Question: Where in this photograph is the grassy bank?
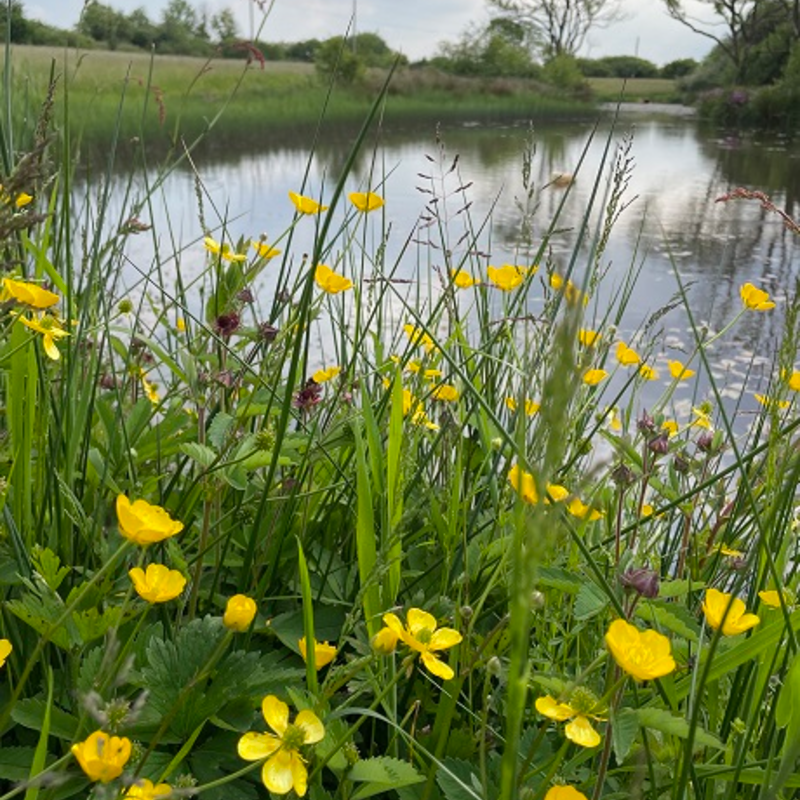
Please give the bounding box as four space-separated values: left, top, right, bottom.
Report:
588 76 681 103
6 45 594 156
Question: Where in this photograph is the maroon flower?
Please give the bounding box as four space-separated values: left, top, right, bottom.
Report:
214 312 241 337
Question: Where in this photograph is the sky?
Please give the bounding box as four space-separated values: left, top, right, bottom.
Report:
29 0 716 66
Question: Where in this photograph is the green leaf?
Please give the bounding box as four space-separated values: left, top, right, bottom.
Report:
180 442 218 469
207 412 235 450
11 698 79 741
659 580 703 598
776 651 800 731
349 757 425 800
574 580 608 620
611 707 640 762
636 707 724 749
30 547 70 592
635 601 699 643
0 747 51 781
537 566 582 594
435 757 483 800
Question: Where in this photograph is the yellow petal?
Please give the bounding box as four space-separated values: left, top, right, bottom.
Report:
295 710 325 744
290 751 309 796
262 695 289 736
407 608 437 638
564 716 601 748
262 750 295 795
420 650 455 680
429 627 463 651
535 696 575 721
238 731 281 761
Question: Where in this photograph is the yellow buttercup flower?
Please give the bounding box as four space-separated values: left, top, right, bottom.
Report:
349 191 384 212
566 497 603 521
289 191 328 215
129 564 187 603
785 370 800 392
204 236 246 263
314 264 353 294
450 269 480 288
0 184 33 208
754 393 790 410
535 695 602 748
639 364 658 381
507 464 568 505
505 397 540 415
298 636 337 669
692 407 713 429
432 384 459 402
583 368 608 386
2 277 59 309
487 264 526 291
224 594 258 631
116 495 184 546
702 588 760 636
238 695 325 796
140 373 159 405
578 328 600 347
403 323 436 353
604 619 676 681
371 626 400 655
740 282 775 311
758 589 791 608
662 420 679 437
545 787 589 800
616 342 641 366
251 240 281 260
0 638 11 668
312 365 341 383
377 608 462 680
16 313 69 360
668 359 695 381
125 779 173 799
71 730 132 783
718 545 743 558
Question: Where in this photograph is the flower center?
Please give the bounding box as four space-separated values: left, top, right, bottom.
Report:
282 723 306 751
415 627 433 645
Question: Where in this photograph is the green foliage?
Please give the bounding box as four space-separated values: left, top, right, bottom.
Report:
578 55 660 78
541 53 590 96
661 57 698 79
315 36 366 85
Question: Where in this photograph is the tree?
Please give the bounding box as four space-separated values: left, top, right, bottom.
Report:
487 0 624 57
0 0 31 42
664 0 795 81
211 8 237 44
78 1 130 48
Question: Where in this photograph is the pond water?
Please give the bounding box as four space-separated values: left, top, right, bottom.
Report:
100 104 800 428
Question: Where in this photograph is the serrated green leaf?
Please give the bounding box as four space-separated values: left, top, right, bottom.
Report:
349 757 424 800
6 594 77 650
435 757 483 800
538 566 582 594
30 547 70 592
0 747 51 781
207 412 235 450
635 601 699 643
636 707 724 749
180 442 218 468
574 580 608 620
611 707 639 762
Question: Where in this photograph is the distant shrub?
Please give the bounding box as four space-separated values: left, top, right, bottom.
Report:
315 37 365 85
661 58 698 79
542 54 591 98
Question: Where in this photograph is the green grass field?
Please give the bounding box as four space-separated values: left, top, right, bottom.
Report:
587 76 682 103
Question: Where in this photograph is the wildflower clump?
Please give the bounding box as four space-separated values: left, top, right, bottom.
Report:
238 695 325 796
71 730 132 783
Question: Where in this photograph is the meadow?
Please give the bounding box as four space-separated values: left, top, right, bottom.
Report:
5 45 594 157
0 34 799 800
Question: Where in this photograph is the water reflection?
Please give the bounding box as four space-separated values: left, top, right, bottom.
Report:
92 107 799 425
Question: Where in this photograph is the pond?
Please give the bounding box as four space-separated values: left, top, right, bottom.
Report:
99 104 800 429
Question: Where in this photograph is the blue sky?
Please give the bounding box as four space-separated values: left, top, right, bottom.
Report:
30 0 715 65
